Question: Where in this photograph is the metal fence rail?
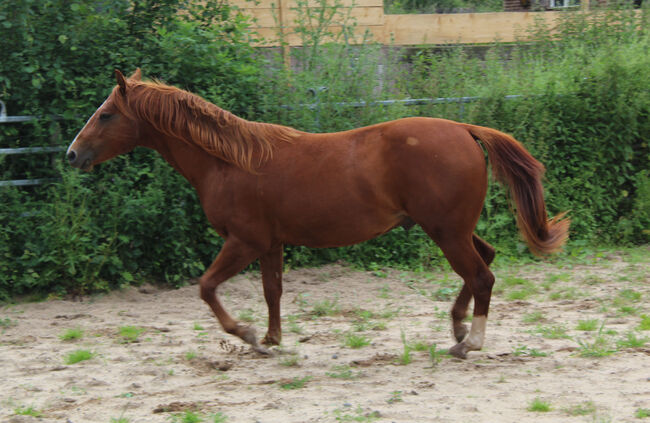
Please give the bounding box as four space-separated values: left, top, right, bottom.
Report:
1 93 527 187
0 100 66 187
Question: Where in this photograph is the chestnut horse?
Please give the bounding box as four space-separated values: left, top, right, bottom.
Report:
67 69 569 359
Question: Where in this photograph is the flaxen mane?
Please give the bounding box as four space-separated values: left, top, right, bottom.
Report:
112 80 300 172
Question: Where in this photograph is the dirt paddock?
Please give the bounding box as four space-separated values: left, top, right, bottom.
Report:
1 249 649 422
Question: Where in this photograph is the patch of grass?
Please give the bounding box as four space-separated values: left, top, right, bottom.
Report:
535 324 570 339
211 412 227 423
59 328 84 341
639 315 650 331
617 331 648 348
575 327 616 358
549 287 580 300
528 397 552 412
110 418 131 423
331 405 380 422
636 408 650 418
397 331 412 365
279 376 311 390
428 343 448 367
237 308 255 323
576 319 599 331
64 349 94 364
522 311 545 324
193 323 204 331
170 411 203 423
286 314 304 334
619 305 640 315
387 390 403 404
507 287 536 300
620 289 642 301
565 401 596 416
185 351 197 360
513 345 549 357
0 317 15 328
343 333 371 349
326 365 362 379
279 354 301 367
118 325 144 343
312 298 340 317
14 406 43 417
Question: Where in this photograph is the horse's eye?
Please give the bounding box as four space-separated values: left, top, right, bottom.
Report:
99 113 112 122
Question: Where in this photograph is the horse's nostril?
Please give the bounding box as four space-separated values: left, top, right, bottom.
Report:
67 150 77 163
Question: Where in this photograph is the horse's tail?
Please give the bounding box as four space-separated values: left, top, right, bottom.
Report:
461 123 570 256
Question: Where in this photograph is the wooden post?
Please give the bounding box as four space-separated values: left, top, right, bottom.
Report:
278 0 291 69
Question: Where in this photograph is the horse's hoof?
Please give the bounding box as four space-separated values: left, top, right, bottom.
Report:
262 333 281 346
237 325 258 346
449 342 468 359
453 323 468 343
252 344 275 356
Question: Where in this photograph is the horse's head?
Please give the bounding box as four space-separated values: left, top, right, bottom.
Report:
67 69 142 171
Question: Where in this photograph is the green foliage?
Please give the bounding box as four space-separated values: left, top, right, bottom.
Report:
64 349 94 364
0 0 260 298
528 397 552 412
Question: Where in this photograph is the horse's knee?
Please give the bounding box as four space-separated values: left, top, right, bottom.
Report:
199 282 215 303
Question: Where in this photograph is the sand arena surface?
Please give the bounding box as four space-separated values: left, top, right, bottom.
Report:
1 250 649 422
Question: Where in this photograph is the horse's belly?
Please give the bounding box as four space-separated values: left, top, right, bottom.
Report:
278 208 403 248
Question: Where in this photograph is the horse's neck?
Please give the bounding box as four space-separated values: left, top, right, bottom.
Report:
143 131 224 195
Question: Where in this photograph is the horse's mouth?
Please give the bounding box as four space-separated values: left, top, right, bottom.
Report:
81 158 94 171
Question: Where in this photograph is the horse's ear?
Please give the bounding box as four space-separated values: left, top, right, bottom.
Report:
130 68 142 81
115 69 127 95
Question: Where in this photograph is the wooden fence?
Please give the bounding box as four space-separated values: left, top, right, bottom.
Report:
229 0 568 46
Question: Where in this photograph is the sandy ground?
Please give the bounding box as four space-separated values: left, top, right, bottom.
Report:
1 249 649 423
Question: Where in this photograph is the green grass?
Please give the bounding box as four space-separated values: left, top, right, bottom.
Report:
237 308 255 323
279 376 311 390
59 328 84 341
344 333 371 349
311 298 340 317
185 351 197 360
636 408 650 418
522 311 545 324
576 319 599 331
513 345 548 357
428 343 448 367
193 323 204 331
565 401 596 416
617 331 649 349
639 315 650 331
535 324 570 339
331 405 380 422
110 418 131 423
118 325 144 343
326 365 361 379
14 406 43 417
279 354 301 367
528 397 552 412
64 349 94 364
170 411 203 423
575 332 616 358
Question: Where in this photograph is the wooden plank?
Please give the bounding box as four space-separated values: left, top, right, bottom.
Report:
384 11 561 45
244 6 383 28
231 0 383 9
254 25 384 45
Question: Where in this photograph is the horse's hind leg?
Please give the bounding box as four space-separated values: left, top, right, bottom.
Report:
451 234 496 343
426 230 495 358
260 244 283 346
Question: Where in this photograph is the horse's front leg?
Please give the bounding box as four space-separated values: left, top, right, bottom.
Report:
199 238 269 353
260 244 283 346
